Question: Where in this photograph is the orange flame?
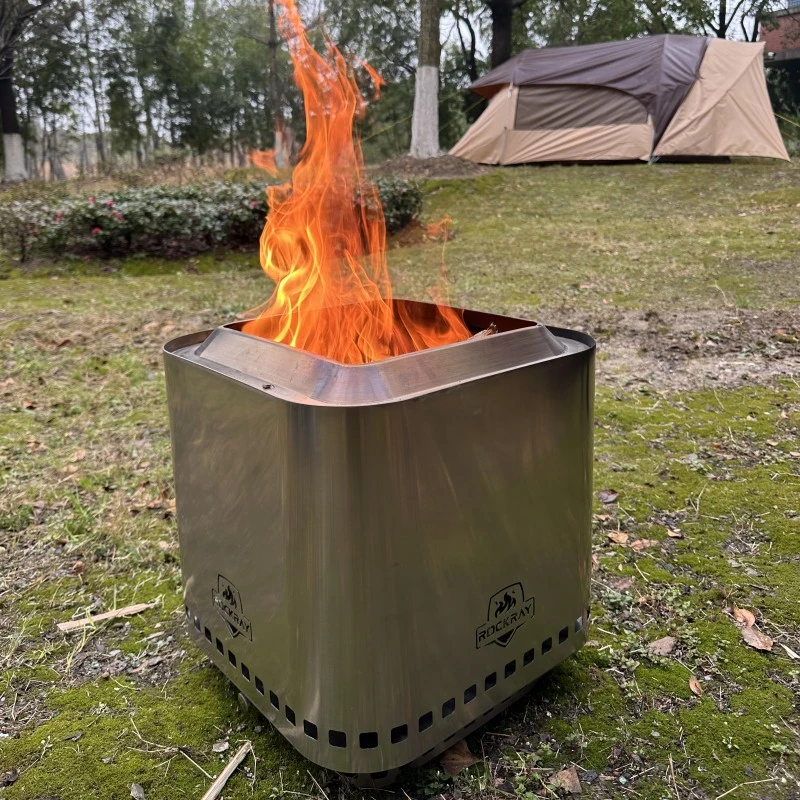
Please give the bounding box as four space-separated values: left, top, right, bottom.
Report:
250 148 278 176
241 0 469 364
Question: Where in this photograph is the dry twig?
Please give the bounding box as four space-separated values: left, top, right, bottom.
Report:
57 601 158 633
200 742 253 800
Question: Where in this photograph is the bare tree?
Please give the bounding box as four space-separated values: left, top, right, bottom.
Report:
0 0 58 181
410 0 440 158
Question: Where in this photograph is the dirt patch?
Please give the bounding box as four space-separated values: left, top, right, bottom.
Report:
551 308 800 393
371 154 494 179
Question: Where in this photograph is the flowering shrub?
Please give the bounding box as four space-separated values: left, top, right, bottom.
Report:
0 178 422 262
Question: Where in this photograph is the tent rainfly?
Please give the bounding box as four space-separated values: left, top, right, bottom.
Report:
450 36 789 164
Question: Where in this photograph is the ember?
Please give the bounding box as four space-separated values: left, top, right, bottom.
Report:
242 0 470 364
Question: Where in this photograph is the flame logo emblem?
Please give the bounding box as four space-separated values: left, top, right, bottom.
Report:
476 583 534 649
212 576 251 640
494 592 517 618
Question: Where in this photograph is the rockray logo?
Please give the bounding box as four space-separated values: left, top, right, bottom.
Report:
212 575 252 640
476 583 534 649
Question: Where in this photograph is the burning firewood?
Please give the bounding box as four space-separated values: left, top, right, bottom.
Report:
471 322 498 339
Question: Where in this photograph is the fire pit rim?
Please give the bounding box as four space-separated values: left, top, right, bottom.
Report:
163 303 594 407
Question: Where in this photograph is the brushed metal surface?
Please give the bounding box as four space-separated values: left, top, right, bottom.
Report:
164 301 595 775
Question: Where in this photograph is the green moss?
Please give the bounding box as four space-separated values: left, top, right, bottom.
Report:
0 669 310 799
2 162 799 798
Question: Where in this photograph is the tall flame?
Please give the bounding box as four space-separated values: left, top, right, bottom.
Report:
242 0 470 364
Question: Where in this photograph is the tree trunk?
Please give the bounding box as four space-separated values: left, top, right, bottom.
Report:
267 0 292 168
717 0 728 37
48 117 66 181
410 0 440 159
455 5 479 82
489 0 514 68
0 54 28 182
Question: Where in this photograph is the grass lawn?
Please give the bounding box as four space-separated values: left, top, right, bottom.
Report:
1 160 799 799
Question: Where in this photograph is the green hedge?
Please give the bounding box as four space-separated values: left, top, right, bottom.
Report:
0 177 422 262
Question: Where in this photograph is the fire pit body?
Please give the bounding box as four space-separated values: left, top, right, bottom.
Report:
164 301 595 781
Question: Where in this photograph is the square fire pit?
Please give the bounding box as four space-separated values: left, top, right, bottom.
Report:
164 300 595 781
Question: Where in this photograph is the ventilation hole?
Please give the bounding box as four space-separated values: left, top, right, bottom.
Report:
204 626 212 642
575 617 583 633
193 616 201 631
303 720 318 740
485 672 497 690
464 684 477 704
255 677 264 695
419 711 433 732
228 650 237 667
542 637 553 654
504 660 516 678
285 705 295 725
523 648 535 666
329 730 346 748
241 662 250 681
360 732 378 749
391 724 408 744
559 626 569 644
371 771 389 780
269 691 279 709
215 638 224 654
442 698 456 718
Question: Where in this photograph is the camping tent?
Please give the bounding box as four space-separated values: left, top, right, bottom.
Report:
450 36 789 164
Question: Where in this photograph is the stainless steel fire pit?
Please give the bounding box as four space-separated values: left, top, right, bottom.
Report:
163 301 595 781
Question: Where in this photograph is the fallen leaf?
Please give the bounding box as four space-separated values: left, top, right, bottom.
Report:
130 784 146 800
741 626 773 652
666 529 684 539
630 538 657 551
607 532 629 545
22 400 37 410
71 560 84 575
779 643 800 660
591 553 600 572
64 730 84 741
551 765 582 793
56 338 73 348
440 739 478 776
612 577 635 591
689 677 703 696
0 769 19 787
647 636 676 657
212 740 230 753
595 513 611 522
790 451 800 458
733 605 756 628
598 489 618 504
70 448 87 462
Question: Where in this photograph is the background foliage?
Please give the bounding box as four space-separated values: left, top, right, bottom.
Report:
2 0 796 178
0 176 422 260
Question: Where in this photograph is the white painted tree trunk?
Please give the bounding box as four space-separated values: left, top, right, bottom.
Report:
410 66 440 159
3 133 27 182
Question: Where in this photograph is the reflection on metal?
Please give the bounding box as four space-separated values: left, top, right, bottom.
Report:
164 300 595 780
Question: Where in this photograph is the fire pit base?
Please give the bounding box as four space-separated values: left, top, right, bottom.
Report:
165 302 595 778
